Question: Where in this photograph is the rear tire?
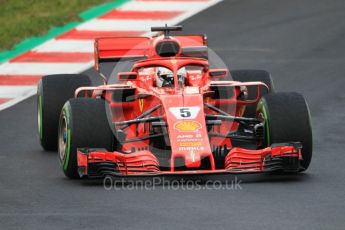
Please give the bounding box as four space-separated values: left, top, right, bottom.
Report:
231 70 274 117
58 98 115 179
256 92 313 171
37 74 91 151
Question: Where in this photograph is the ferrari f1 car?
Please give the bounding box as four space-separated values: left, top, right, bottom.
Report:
37 25 312 179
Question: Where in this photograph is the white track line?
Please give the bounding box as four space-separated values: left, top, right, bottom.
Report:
77 19 169 31
119 1 218 11
0 62 94 75
0 86 36 111
33 40 94 52
0 86 36 98
0 91 36 111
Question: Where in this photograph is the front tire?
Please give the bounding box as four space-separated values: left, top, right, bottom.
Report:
257 92 313 171
58 98 115 179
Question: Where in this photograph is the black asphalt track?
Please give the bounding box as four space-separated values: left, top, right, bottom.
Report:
1 0 345 229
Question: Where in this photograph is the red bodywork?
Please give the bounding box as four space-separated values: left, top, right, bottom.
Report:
75 33 302 177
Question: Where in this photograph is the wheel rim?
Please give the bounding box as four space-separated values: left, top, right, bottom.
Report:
58 115 68 162
257 101 270 146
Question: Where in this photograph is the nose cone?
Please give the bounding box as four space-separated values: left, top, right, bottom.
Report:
160 94 214 171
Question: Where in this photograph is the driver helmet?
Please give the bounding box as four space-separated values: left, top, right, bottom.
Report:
156 67 174 87
155 67 186 87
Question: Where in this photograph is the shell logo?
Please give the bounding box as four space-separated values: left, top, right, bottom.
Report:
174 121 201 132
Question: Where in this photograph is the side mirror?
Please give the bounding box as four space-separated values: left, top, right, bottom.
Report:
209 69 228 78
118 72 138 81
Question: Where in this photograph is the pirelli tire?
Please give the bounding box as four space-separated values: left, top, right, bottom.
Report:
58 98 115 179
230 70 275 118
37 74 91 151
256 92 313 171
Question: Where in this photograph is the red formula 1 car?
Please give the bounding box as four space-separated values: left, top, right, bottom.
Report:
37 25 312 179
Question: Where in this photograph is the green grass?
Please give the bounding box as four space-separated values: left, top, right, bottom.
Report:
0 0 113 51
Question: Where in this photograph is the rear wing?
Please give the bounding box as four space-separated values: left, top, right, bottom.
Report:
94 37 150 71
94 34 208 71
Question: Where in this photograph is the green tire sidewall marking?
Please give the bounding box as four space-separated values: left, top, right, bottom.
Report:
37 82 43 141
38 95 43 140
257 100 271 146
62 104 72 172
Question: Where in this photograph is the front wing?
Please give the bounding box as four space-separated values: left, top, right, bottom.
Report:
77 143 302 178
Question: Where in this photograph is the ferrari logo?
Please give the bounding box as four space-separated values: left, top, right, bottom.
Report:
139 98 144 112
